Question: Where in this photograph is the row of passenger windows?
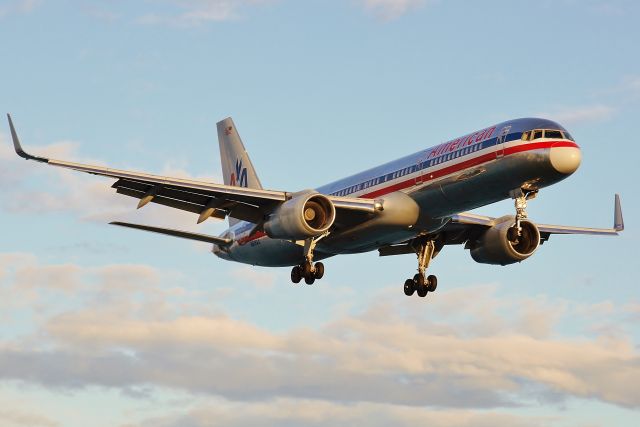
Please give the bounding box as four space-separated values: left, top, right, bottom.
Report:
332 165 416 197
332 142 485 197
429 143 481 166
522 129 574 141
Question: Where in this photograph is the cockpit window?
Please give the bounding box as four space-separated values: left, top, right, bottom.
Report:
521 129 575 142
544 130 563 139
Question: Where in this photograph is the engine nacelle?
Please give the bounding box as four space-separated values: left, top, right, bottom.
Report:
264 191 336 240
469 215 540 266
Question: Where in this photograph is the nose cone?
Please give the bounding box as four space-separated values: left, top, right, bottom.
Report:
550 143 581 174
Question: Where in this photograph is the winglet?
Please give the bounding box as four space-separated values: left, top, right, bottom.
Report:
6 114 49 162
614 194 624 231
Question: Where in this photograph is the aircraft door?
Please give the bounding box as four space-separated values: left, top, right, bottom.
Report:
415 152 428 186
495 125 511 158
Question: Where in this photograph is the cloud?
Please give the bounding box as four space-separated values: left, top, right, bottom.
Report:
0 409 58 427
0 0 41 18
538 104 616 125
0 253 639 411
138 0 275 27
360 0 430 20
127 398 550 427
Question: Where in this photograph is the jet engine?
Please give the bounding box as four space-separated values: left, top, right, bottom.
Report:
264 191 336 240
469 215 540 265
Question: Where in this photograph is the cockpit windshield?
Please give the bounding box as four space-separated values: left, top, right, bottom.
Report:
521 129 574 141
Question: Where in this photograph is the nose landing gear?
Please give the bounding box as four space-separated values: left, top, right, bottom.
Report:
403 239 439 298
508 188 538 243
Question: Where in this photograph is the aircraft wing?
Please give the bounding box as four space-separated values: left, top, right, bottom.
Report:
379 195 623 257
7 115 378 224
110 221 234 245
449 194 624 241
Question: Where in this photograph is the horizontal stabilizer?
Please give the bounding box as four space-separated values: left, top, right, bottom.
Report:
110 221 233 246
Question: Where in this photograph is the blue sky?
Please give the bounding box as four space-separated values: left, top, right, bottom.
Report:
0 0 639 426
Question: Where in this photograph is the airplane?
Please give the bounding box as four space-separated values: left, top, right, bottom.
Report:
6 114 623 298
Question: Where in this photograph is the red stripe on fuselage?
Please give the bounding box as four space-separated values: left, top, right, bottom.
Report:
362 140 578 199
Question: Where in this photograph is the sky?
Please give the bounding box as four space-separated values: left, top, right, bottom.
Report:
0 0 639 426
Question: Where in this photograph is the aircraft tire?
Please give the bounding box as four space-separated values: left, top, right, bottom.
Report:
314 262 325 279
291 266 302 284
303 262 313 279
404 279 415 296
416 285 428 298
414 273 425 288
304 275 315 285
427 275 438 292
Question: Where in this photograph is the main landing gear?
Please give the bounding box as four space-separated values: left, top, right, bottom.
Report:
403 239 438 298
290 233 328 285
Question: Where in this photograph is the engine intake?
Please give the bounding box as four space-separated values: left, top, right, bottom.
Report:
469 215 540 265
264 191 336 240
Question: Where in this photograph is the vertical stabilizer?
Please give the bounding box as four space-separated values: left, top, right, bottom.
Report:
217 117 263 226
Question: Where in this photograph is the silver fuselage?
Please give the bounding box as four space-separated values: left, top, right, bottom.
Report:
213 118 581 267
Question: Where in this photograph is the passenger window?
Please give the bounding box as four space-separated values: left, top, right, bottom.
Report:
545 130 563 139
533 130 543 140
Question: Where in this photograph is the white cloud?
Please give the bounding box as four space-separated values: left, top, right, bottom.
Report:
360 0 430 20
538 105 616 125
0 409 58 427
0 0 41 18
138 0 275 27
0 254 638 410
128 398 551 427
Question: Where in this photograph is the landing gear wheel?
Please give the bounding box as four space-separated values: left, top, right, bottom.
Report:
304 275 315 285
416 283 428 298
404 279 415 296
302 262 313 279
314 262 325 279
427 275 438 292
291 266 302 284
413 273 425 288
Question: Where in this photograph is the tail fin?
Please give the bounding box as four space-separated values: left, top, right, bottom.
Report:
216 117 263 226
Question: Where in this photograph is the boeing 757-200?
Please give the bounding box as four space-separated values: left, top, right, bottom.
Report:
6 115 623 298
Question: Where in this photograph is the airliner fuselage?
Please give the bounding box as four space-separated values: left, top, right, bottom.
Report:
215 118 581 267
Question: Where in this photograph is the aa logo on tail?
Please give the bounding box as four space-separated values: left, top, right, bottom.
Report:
230 158 248 187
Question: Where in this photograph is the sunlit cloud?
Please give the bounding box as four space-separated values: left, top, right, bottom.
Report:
360 0 431 20
537 104 616 125
0 0 42 18
138 0 275 27
0 253 638 411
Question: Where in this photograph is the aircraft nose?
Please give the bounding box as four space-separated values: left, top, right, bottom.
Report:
550 143 581 174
